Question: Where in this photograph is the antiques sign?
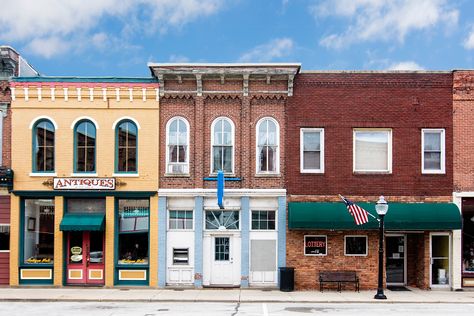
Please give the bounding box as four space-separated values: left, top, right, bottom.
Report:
53 178 115 190
304 235 327 256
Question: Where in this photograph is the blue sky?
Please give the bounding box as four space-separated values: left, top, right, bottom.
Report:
1 0 473 77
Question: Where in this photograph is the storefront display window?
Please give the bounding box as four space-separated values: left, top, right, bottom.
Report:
118 199 149 265
23 199 54 264
463 211 474 273
344 235 368 256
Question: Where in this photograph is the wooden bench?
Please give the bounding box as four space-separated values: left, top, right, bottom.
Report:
319 271 359 292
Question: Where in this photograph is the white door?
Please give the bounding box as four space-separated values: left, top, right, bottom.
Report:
430 233 451 288
211 236 234 285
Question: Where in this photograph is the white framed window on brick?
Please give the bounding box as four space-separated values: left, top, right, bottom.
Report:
300 128 324 173
256 117 279 174
344 235 368 256
168 210 193 230
251 210 276 230
304 235 327 256
353 129 392 173
422 129 445 174
211 117 234 174
166 117 190 175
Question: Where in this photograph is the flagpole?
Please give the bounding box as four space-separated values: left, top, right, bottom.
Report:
338 194 379 221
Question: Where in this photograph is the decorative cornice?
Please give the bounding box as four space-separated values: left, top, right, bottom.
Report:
158 188 286 197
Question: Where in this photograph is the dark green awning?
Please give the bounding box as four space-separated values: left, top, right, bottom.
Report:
288 202 461 230
60 213 105 231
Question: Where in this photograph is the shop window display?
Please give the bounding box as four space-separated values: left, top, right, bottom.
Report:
463 212 474 273
23 199 54 264
118 199 149 265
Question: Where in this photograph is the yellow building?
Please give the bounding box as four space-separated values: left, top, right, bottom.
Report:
10 77 159 286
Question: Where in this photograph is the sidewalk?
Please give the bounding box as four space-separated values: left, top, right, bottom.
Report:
0 287 473 303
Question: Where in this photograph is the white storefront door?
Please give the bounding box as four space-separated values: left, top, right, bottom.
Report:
211 236 234 285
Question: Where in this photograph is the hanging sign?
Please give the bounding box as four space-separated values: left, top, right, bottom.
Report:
304 235 327 255
53 177 115 190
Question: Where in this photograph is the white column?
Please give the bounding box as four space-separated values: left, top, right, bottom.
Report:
452 193 463 290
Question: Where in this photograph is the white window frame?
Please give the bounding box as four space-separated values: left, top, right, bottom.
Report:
250 209 277 231
300 128 324 173
304 235 327 257
165 116 190 175
421 129 445 174
344 235 368 257
353 129 392 173
167 209 194 231
255 117 280 174
210 117 235 175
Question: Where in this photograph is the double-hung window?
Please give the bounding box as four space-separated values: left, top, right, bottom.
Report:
300 128 324 173
169 210 193 230
166 117 189 174
116 120 138 173
33 119 55 173
211 117 234 174
256 118 279 174
74 120 96 173
422 129 445 174
354 129 392 173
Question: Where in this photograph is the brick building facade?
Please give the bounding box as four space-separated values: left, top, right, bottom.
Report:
286 72 461 290
152 64 299 287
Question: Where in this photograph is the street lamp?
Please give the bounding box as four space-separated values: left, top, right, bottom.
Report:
374 195 388 300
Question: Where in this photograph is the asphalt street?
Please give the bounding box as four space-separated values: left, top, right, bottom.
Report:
0 302 473 316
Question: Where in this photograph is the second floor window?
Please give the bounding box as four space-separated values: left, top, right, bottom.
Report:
300 128 324 173
166 117 189 174
116 120 138 173
75 120 96 173
33 119 55 172
354 129 391 173
422 129 445 174
257 118 279 173
211 117 234 173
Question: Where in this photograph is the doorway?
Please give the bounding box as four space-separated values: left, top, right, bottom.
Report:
66 231 104 285
386 235 406 285
430 233 451 288
210 236 234 285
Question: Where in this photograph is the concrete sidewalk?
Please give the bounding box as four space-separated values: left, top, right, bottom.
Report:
0 287 473 303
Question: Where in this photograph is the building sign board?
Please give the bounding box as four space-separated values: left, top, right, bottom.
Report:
54 178 115 190
304 235 327 256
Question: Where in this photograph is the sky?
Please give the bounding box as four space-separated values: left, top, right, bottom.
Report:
1 0 474 77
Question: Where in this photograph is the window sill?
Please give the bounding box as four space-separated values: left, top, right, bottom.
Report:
255 173 280 178
164 173 191 178
113 173 139 177
300 170 324 174
30 172 57 177
353 171 392 175
70 173 98 177
422 171 446 175
168 229 194 232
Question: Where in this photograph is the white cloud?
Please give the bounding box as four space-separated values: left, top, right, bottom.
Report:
464 27 474 50
238 38 294 62
0 0 224 57
169 54 190 63
312 0 459 49
388 61 425 70
24 36 71 59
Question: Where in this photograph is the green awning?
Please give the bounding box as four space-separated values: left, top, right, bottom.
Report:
60 213 105 231
288 202 461 230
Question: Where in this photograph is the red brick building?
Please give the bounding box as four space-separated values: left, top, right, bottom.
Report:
151 64 300 287
286 72 461 290
453 70 474 288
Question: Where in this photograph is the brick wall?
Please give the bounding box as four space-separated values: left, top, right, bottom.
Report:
453 70 474 191
0 195 10 285
0 80 11 167
286 72 453 197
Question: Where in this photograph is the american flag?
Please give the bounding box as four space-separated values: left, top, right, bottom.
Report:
339 195 369 225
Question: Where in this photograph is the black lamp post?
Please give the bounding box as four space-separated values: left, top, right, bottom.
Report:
374 195 388 300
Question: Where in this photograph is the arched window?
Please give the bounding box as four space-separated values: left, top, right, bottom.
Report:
116 120 138 173
211 117 234 173
74 120 96 172
256 117 279 173
166 117 189 174
33 119 55 172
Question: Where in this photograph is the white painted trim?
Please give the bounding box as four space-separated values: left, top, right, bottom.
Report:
50 88 55 101
344 235 368 257
111 117 141 130
165 116 190 174
353 129 392 173
70 116 100 129
256 117 280 175
77 88 82 101
29 172 57 177
0 250 10 253
11 87 15 100
453 192 474 198
422 129 445 174
89 88 94 101
210 117 235 175
300 128 324 173
148 62 301 67
37 88 42 101
29 116 58 130
158 188 286 197
68 269 83 280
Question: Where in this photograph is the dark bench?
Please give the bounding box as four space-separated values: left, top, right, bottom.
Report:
319 271 359 292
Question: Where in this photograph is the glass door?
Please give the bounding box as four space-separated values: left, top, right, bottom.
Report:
430 233 451 287
386 235 406 285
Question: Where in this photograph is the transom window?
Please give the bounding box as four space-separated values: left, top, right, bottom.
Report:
205 210 239 230
300 128 324 173
257 118 279 173
74 120 96 172
354 129 392 173
33 119 55 172
422 129 445 174
251 210 276 230
166 117 189 174
169 210 193 230
116 120 137 173
211 117 234 173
